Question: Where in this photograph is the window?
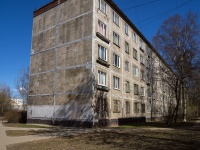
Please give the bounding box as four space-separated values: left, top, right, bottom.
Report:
125 61 129 72
113 76 120 90
125 81 130 93
140 55 145 64
134 103 139 113
133 66 138 76
113 11 119 26
141 70 145 80
141 104 145 113
134 84 139 95
98 0 106 14
98 70 107 86
126 101 130 113
146 57 150 68
113 32 120 46
98 20 106 37
133 32 137 42
133 48 138 60
125 42 129 53
113 100 121 113
125 23 128 35
141 87 145 96
98 45 107 61
113 53 120 68
140 39 144 51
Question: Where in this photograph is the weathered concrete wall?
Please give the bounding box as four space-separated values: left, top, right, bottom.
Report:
28 0 94 125
94 0 147 122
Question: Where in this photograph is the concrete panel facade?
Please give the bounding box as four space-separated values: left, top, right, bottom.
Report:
28 0 172 127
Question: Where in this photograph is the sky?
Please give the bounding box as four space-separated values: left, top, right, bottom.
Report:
0 0 199 97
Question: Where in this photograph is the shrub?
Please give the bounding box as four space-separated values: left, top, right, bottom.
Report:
4 111 21 123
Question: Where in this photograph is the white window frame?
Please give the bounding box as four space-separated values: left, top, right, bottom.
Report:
133 66 138 76
98 20 106 37
113 11 119 26
133 32 137 43
98 45 107 61
113 76 120 90
113 32 120 46
98 0 106 14
98 70 107 86
125 23 128 35
113 53 120 68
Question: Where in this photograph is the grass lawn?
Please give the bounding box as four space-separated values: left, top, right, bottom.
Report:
7 127 200 150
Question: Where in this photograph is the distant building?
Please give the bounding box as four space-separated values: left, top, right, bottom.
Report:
11 99 23 110
28 0 172 127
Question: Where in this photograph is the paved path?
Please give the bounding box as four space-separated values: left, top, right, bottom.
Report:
0 122 54 150
0 121 95 150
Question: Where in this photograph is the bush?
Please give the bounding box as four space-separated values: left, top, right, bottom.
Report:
4 110 27 123
4 110 21 123
187 105 198 120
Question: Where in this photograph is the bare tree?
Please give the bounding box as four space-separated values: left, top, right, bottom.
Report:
0 83 12 115
15 67 29 110
153 12 200 125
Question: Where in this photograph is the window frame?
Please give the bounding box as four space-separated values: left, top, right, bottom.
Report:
134 84 139 95
98 45 107 61
125 41 129 54
98 20 107 37
140 55 145 64
98 0 107 14
125 23 128 35
113 11 119 26
113 76 120 90
113 100 121 113
134 102 139 113
133 66 138 76
133 48 138 60
125 61 129 72
141 104 145 113
113 53 120 68
98 70 107 86
126 101 130 113
133 32 137 43
141 87 145 96
113 32 120 46
125 81 130 93
141 70 145 81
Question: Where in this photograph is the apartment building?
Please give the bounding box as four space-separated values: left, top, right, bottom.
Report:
28 0 171 127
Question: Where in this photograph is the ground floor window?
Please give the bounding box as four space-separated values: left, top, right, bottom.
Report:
113 100 121 113
141 104 145 113
134 102 139 113
126 101 130 113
